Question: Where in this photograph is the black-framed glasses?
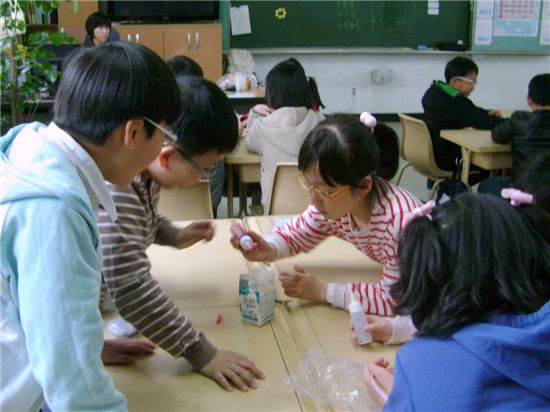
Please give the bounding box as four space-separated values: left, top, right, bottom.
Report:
144 117 215 179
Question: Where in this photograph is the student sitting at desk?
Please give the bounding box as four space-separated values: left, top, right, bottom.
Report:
365 193 550 410
422 56 505 173
233 114 422 344
478 73 550 195
97 76 264 392
245 57 325 210
0 43 180 412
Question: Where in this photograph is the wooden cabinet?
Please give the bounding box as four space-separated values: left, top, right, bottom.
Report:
164 24 222 82
57 1 98 43
115 26 164 57
113 23 222 82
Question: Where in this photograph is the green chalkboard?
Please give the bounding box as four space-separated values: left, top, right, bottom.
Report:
230 1 471 49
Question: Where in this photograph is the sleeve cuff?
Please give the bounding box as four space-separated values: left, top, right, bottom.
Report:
183 333 218 370
386 315 416 345
327 283 347 309
264 233 290 260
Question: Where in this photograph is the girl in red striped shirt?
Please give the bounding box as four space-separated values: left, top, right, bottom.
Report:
232 113 422 344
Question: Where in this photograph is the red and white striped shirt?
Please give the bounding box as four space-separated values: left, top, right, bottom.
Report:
265 180 422 316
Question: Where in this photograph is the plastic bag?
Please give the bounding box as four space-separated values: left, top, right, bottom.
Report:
227 48 255 74
286 347 380 412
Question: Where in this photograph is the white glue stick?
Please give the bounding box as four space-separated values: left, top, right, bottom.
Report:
231 223 254 251
348 292 372 345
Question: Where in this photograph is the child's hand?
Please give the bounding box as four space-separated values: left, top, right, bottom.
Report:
199 350 265 392
349 315 393 344
251 104 273 117
176 221 214 249
279 265 327 303
101 338 156 365
230 230 278 262
488 109 502 117
364 357 394 406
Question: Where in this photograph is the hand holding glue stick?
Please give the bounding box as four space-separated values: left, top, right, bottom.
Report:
230 223 255 251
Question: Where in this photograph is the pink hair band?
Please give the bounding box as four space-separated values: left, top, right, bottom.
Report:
402 200 436 228
360 111 377 133
501 188 533 207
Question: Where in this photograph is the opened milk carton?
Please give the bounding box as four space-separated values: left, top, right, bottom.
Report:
239 267 275 326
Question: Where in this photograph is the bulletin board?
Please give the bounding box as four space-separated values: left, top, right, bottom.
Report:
228 1 471 49
472 0 550 52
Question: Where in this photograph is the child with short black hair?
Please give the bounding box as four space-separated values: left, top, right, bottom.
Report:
97 76 264 392
0 42 180 411
366 193 550 409
83 11 120 47
166 55 204 78
422 56 505 172
478 73 550 195
245 57 325 209
233 114 422 341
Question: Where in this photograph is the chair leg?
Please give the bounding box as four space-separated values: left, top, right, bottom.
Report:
395 163 412 185
429 178 445 199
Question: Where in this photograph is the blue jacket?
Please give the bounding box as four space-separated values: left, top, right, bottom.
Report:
385 301 550 411
0 123 126 411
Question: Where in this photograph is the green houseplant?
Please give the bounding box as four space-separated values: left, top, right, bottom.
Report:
0 0 76 132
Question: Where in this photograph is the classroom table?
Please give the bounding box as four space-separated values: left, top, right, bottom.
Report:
225 139 260 218
440 128 512 184
103 219 324 411
103 218 388 411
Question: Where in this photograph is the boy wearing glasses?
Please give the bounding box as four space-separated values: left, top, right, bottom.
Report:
1 43 180 411
422 56 505 172
96 76 264 392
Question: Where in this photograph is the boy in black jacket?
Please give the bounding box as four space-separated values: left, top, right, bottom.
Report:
478 73 550 195
422 56 505 171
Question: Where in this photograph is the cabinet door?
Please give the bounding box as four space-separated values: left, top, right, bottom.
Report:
133 28 164 57
58 0 98 43
164 24 222 82
112 25 164 58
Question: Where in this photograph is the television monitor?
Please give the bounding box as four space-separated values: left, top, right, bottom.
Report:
100 1 220 23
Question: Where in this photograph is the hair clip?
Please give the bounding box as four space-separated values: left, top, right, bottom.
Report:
402 200 436 228
360 111 377 133
501 188 534 207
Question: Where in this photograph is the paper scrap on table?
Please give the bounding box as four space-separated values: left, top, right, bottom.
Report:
230 5 252 36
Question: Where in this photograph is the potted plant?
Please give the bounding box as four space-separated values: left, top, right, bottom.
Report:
1 0 76 132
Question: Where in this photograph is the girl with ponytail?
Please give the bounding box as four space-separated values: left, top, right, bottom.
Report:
232 113 422 344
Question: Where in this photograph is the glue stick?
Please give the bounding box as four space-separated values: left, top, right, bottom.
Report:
348 292 372 345
231 223 254 251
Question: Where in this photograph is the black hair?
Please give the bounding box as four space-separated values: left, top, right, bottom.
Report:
528 73 550 106
444 56 479 83
85 12 111 39
170 76 238 156
166 55 204 79
514 150 550 243
393 192 550 338
308 76 325 109
53 42 180 145
298 114 399 188
265 58 316 110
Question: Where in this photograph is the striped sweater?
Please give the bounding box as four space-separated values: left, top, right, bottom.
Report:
96 174 216 370
265 180 422 316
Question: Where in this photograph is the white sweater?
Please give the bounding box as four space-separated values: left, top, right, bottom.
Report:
245 106 325 208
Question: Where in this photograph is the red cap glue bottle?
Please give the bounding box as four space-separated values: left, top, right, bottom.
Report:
231 223 255 251
348 292 372 345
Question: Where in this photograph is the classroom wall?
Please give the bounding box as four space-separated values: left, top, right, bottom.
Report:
250 52 549 114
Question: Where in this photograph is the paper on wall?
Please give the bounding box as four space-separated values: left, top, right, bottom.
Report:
230 5 252 36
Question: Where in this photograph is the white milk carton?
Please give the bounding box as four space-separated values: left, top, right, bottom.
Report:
239 267 275 326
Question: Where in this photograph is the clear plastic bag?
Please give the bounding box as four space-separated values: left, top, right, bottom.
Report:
286 347 380 412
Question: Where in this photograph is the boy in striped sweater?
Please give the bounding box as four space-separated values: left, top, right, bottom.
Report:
97 76 264 392
232 114 422 345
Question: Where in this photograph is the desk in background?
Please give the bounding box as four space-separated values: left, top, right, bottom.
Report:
440 129 512 184
226 88 266 114
225 139 261 218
